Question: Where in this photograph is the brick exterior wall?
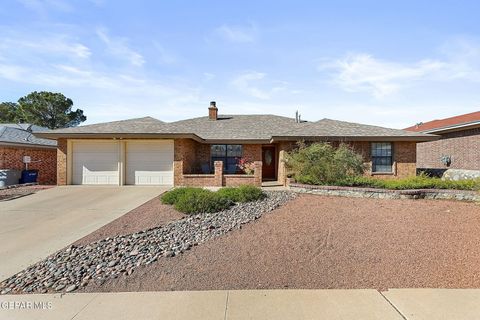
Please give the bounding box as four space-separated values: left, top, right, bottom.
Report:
277 141 295 185
57 139 67 185
277 140 417 183
0 146 57 184
223 175 255 186
393 141 417 178
243 144 262 162
416 128 480 170
54 137 418 187
338 141 416 178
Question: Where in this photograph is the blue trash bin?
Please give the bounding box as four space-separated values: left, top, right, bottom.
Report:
20 170 38 184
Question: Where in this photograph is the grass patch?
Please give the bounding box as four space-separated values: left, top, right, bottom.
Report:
161 186 265 214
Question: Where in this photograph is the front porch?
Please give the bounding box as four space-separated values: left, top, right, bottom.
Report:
175 160 263 187
172 139 293 187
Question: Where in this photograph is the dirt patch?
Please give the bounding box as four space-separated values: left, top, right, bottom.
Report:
81 194 480 292
74 197 185 246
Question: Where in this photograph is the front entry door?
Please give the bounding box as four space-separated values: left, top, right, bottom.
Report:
262 146 276 180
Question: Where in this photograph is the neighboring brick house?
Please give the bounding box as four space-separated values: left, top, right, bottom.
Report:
36 102 437 187
0 124 57 185
404 111 480 171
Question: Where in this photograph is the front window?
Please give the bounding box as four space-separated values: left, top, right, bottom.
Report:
371 142 393 173
211 145 242 174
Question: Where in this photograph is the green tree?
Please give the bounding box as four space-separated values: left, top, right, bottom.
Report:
16 91 86 129
0 102 20 123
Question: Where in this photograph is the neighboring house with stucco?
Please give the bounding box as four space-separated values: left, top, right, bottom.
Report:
404 111 480 172
35 102 437 187
0 124 57 185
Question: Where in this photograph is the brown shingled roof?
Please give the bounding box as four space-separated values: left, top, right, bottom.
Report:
404 111 480 133
36 114 437 142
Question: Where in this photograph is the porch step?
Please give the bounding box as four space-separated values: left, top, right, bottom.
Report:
261 181 283 187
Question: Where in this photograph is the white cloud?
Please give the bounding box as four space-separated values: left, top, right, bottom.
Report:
231 71 270 99
203 72 215 81
0 64 27 81
17 0 73 16
152 42 178 65
322 39 480 99
0 35 91 59
230 72 289 100
321 53 445 98
214 24 257 43
438 37 480 81
96 28 145 66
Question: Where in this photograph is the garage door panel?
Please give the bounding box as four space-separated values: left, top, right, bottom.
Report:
72 141 119 185
126 141 173 186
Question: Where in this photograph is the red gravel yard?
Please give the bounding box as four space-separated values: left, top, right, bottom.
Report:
83 194 480 292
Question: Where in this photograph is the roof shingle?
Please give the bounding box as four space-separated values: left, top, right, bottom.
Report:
35 114 437 142
404 111 480 132
0 124 56 147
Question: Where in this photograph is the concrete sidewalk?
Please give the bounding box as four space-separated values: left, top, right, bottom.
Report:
1 289 478 320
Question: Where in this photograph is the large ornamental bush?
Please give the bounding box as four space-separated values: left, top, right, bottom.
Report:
286 142 366 185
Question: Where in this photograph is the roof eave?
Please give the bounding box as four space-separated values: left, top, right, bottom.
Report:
202 138 271 144
34 132 204 142
270 135 440 142
0 141 57 149
420 121 480 134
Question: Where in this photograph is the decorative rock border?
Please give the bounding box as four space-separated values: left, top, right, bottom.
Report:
0 191 296 295
289 183 480 202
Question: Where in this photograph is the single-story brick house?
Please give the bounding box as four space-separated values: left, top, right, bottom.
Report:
0 123 57 185
404 111 480 171
36 102 437 187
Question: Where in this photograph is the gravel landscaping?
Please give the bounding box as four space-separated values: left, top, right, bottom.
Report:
0 191 295 295
79 194 480 292
0 185 52 201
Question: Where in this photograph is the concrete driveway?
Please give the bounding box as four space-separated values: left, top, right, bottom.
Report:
0 186 168 281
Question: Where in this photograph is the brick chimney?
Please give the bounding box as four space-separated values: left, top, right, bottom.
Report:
208 101 218 120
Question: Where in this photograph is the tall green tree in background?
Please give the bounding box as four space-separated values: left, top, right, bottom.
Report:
0 102 19 122
0 91 87 129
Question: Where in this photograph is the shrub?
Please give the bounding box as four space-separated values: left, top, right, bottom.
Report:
286 142 366 185
338 174 480 191
174 190 232 214
161 186 265 214
217 185 265 203
160 187 204 205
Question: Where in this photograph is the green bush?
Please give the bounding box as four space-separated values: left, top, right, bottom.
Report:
160 187 204 205
161 186 265 214
217 185 265 203
174 189 232 214
337 174 480 191
286 142 366 185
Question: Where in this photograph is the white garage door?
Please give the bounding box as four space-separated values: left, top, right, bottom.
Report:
126 140 174 185
72 141 120 185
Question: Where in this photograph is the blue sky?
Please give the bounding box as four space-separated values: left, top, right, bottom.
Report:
1 0 480 128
